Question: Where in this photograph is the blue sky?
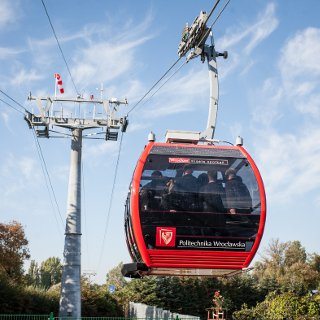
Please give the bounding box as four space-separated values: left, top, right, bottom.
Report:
1 0 320 283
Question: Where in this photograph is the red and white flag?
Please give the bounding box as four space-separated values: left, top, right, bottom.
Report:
54 73 64 94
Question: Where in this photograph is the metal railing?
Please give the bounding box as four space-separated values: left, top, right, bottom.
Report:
0 315 50 320
0 317 199 320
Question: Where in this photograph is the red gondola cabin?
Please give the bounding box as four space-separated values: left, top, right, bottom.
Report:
122 141 266 277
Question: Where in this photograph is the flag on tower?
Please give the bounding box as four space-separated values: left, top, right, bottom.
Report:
54 73 64 94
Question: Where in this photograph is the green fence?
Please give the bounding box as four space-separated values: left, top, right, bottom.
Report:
0 315 50 320
0 317 195 320
0 317 196 320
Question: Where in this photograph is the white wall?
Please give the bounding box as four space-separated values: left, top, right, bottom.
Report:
128 302 200 320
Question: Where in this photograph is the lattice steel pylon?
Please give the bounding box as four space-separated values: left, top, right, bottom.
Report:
25 94 128 319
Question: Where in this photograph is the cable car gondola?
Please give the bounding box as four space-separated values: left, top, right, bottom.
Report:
122 11 266 277
122 137 266 278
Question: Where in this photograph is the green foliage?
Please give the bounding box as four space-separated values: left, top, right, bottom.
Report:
26 260 40 287
253 239 320 295
308 253 320 273
113 240 320 319
105 262 127 290
39 257 62 289
231 303 256 320
123 276 160 306
26 257 62 289
284 241 307 266
280 262 319 294
82 278 124 316
233 292 320 320
155 277 206 315
1 220 319 319
218 273 265 313
0 272 59 314
0 272 123 315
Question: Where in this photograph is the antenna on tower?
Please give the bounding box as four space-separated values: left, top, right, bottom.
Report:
100 83 104 100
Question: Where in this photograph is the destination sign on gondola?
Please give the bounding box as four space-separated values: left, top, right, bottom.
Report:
169 157 228 165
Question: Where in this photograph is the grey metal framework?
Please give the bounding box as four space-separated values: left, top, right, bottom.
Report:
25 95 128 319
176 11 228 142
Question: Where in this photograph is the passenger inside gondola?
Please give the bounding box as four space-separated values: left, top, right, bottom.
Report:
199 170 226 214
138 154 261 247
174 165 198 192
197 172 209 189
140 170 167 210
225 168 252 214
161 165 200 212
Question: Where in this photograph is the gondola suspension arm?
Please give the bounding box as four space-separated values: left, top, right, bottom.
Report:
174 11 228 143
186 31 227 140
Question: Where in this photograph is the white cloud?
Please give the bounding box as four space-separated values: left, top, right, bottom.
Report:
250 77 284 128
71 14 154 89
250 27 320 130
296 93 320 117
0 47 24 59
10 68 45 86
244 3 278 54
218 53 240 79
22 11 154 97
228 122 243 140
1 155 37 180
84 139 119 160
255 127 320 204
279 28 320 118
0 110 16 134
1 111 10 126
72 36 151 88
141 67 208 119
218 3 278 54
249 27 320 205
126 122 150 133
216 3 278 77
53 165 69 182
0 0 15 28
0 154 42 198
280 28 320 81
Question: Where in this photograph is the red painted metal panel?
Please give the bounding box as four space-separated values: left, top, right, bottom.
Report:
129 142 266 271
131 142 154 266
238 146 266 267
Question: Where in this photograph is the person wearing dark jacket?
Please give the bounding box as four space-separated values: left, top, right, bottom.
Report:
199 170 226 213
174 165 198 192
225 168 252 214
161 165 198 211
140 170 166 210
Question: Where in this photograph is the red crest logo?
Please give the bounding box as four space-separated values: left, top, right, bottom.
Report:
156 227 176 247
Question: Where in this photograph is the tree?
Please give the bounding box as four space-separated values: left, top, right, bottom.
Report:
105 262 127 291
252 239 320 295
26 257 62 289
0 271 59 314
280 262 319 294
123 276 160 306
284 241 307 267
308 253 320 273
39 257 62 288
233 291 320 320
82 277 123 316
0 220 30 280
26 260 40 286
